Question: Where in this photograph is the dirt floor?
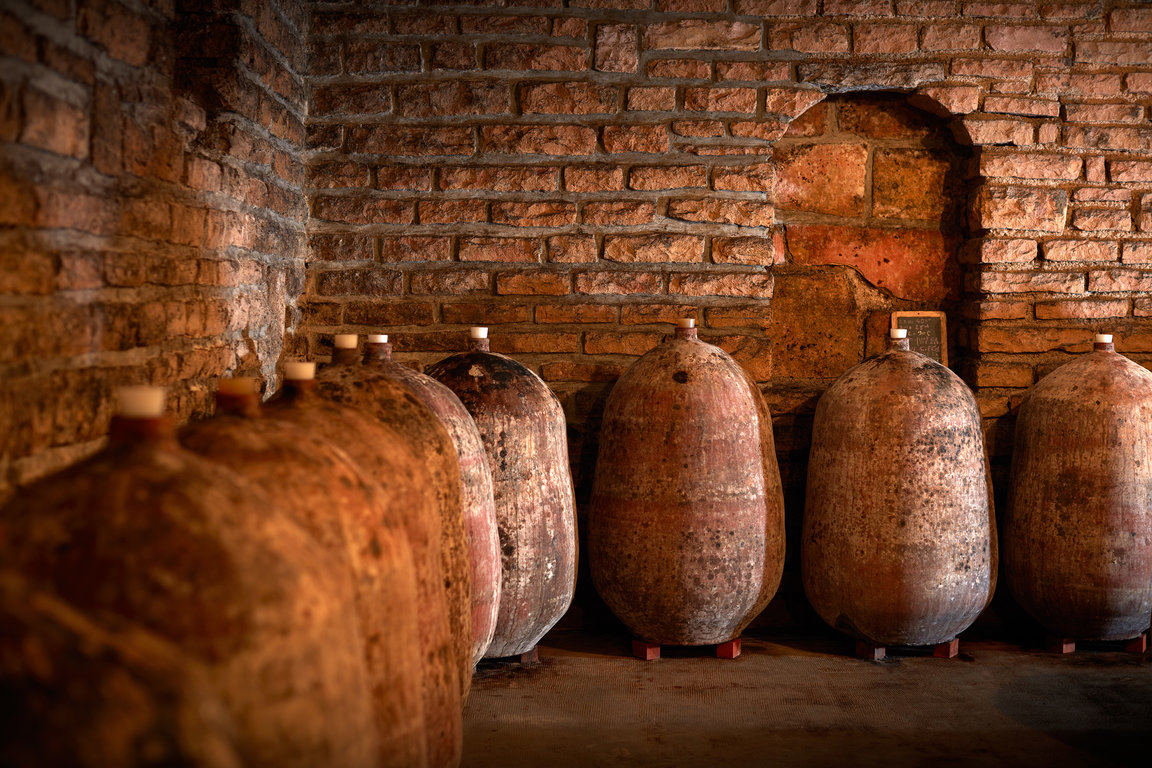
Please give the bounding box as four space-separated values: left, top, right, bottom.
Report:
462 623 1151 768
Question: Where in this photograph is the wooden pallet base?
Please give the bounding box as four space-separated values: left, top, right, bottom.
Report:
855 638 960 660
632 638 741 660
1046 631 1148 655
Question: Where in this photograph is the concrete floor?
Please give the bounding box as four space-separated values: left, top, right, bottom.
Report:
463 626 1151 767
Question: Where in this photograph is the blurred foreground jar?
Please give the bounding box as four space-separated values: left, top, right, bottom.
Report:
265 363 462 768
1006 334 1152 643
589 319 786 646
181 377 427 768
317 334 472 691
360 334 501 666
427 328 577 659
803 330 996 649
0 387 379 768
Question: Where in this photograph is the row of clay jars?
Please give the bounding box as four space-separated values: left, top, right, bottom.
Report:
0 388 384 768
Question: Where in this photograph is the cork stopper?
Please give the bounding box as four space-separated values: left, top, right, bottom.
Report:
888 327 911 351
216 377 260 417
675 317 698 339
1094 333 1114 352
283 361 316 381
469 326 490 352
217 377 257 396
334 334 358 349
116 386 166 419
368 334 388 344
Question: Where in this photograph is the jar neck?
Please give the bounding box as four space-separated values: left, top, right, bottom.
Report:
108 416 176 446
675 327 698 340
365 342 393 363
469 338 490 352
888 338 911 351
215 392 260 418
331 348 360 366
1094 342 1115 352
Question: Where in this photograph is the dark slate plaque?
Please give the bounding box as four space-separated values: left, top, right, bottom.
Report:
892 311 948 366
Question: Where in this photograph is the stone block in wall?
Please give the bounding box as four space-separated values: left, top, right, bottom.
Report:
973 186 1068 232
774 145 867 215
1043 240 1119 262
1034 300 1129 320
495 271 571 296
440 165 555 192
602 125 669 154
1088 268 1152 293
973 326 1093 354
968 270 1084 294
458 236 540 263
873 149 955 221
712 237 774 265
765 271 860 380
1070 209 1131 232
980 152 1082 180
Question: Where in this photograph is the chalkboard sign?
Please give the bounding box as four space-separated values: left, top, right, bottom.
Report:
891 311 948 366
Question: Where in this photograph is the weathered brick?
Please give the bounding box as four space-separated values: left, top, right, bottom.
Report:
684 87 757 113
348 126 473 157
668 272 773 298
1043 240 1118 262
627 87 676 111
986 24 1067 52
983 96 1060 118
459 236 540 262
666 199 774 228
547 235 597 263
410 269 490 294
971 362 1035 388
21 88 88 159
774 22 850 53
1036 72 1123 98
481 125 596 155
520 82 617 115
629 165 707 190
583 200 655 226
493 332 582 355
312 85 392 116
853 23 918 53
970 270 1084 293
345 300 437 327
762 87 825 118
604 234 703 263
643 19 761 50
716 61 791 82
1076 41 1151 66
345 40 422 73
775 144 867 216
971 238 1038 264
1035 299 1128 320
495 270 571 295
955 118 1034 146
1071 209 1131 232
78 0 151 66
1064 103 1145 124
535 303 618 323
618 303 697 325
575 270 662 295
713 236 774 265
595 23 637 73
583 330 663 356
485 43 586 71
1110 160 1152 184
647 58 711 79
1111 7 1152 32
1129 73 1152 94
1122 242 1152 264
980 152 1082 180
491 201 577 227
974 327 1092 354
873 149 955 221
442 301 530 325
440 165 557 192
975 186 1069 232
672 120 725 138
713 162 776 193
396 82 508 118
461 14 548 35
735 0 819 12
540 361 626 383
379 236 452 263
419 199 486 224
565 166 625 192
1064 126 1152 152
602 125 669 154
428 41 477 70
961 300 1030 320
1088 268 1152 292
315 267 402 297
951 58 1033 79
312 195 414 225
920 23 982 50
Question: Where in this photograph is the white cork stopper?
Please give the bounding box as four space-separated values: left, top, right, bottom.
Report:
218 377 257 396
890 328 908 340
368 334 388 344
470 327 488 340
283 361 316 381
117 386 166 419
677 318 696 328
334 334 358 349
1095 333 1113 344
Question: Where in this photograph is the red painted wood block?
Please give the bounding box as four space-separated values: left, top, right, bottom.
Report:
632 640 660 661
933 638 960 658
1124 633 1148 654
716 638 741 659
1047 637 1076 654
855 641 885 660
518 647 539 664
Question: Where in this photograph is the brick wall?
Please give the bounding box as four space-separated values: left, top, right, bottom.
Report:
300 1 1152 513
0 0 308 499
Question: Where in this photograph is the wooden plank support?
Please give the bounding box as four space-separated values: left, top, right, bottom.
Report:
632 640 660 661
855 641 885 660
1124 632 1148 654
933 638 960 659
517 647 539 664
1047 636 1076 654
716 638 741 659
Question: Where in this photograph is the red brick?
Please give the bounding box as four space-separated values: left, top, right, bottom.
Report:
1063 126 1152 152
974 326 1091 354
775 144 867 216
735 0 818 12
854 23 918 53
646 58 711 79
441 166 556 192
553 18 587 38
346 41 422 73
666 199 774 227
954 118 1034 146
602 125 669 154
78 0 151 66
1129 73 1152 94
595 23 637 73
627 87 675 111
873 149 955 221
1036 73 1123 98
983 96 1060 118
535 303 618 323
1076 41 1151 65
485 43 586 71
762 87 825 118
348 126 473 156
604 234 703 263
619 303 698 325
461 15 549 34
961 300 1030 320
21 88 88 159
986 24 1066 52
441 302 530 325
713 237 774 265
583 201 655 226
1074 188 1130 204
313 85 392 116
825 0 892 13
975 187 1069 232
345 300 437 327
1043 240 1118 262
672 120 725 138
788 224 960 302
1071 209 1131 232
643 19 760 50
547 235 597 263
964 3 1036 18
716 61 791 82
315 267 401 297
419 199 486 224
584 331 664 356
1088 268 1152 292
565 166 625 192
539 361 627 383
481 125 596 155
1111 7 1152 31
391 11 455 35
311 195 412 225
410 269 490 294
730 120 791 141
1065 103 1145 124
668 272 773 298
378 236 452 263
629 165 707 190
493 331 581 355
491 201 576 228
684 87 757 113
774 22 850 53
1122 243 1152 264
921 23 981 50
396 82 508 118
428 42 477 70
713 162 776 193
980 152 1082 180
496 270 571 295
575 270 662 295
1035 299 1128 320
970 270 1084 294
951 58 1033 79
459 236 540 262
970 362 1035 388
1110 161 1152 183
520 82 617 115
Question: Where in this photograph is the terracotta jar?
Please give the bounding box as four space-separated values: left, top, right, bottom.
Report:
316 334 472 695
0 570 240 768
0 387 380 768
360 334 501 665
589 319 786 645
427 327 577 659
181 377 427 768
1006 334 1152 642
802 331 996 647
264 364 462 768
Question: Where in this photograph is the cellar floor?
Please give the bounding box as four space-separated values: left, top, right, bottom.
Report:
463 622 1150 767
